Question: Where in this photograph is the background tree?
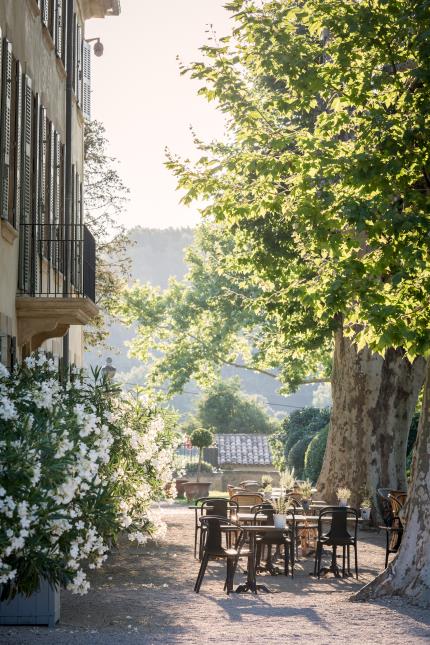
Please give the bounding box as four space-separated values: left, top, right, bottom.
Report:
189 427 214 482
271 408 330 478
163 0 426 511
84 120 131 349
183 378 280 436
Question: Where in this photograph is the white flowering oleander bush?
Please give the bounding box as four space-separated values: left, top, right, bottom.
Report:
0 356 179 600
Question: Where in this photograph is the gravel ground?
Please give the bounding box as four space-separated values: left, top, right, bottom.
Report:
1 505 430 645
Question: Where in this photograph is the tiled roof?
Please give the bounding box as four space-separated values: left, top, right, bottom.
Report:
216 434 273 466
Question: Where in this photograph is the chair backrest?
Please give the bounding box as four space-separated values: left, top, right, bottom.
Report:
388 492 407 518
243 483 261 493
318 506 358 542
251 503 275 525
288 496 302 509
201 498 229 518
377 488 393 526
199 516 242 555
230 493 264 508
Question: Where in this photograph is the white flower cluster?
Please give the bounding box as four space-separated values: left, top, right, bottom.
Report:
0 358 178 598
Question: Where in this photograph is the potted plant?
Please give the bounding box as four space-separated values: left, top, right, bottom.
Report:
360 497 372 520
337 487 352 507
279 467 295 493
172 456 189 497
272 496 291 528
299 480 313 512
261 475 273 500
182 428 213 500
261 475 273 490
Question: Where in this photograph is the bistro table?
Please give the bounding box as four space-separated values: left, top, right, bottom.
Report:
231 525 288 594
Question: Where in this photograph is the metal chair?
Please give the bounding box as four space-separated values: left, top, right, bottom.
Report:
193 497 239 559
194 516 247 594
253 504 294 577
314 507 359 579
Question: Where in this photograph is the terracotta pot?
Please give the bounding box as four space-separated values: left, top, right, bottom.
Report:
175 478 189 497
183 481 211 501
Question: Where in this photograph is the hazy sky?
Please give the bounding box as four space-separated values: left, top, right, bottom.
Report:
87 1 232 230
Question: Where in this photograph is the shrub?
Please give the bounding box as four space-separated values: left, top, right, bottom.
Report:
303 425 329 483
0 356 179 600
272 407 330 473
184 460 214 475
286 436 311 479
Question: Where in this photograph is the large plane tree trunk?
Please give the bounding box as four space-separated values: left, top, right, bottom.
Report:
354 358 430 607
317 329 426 513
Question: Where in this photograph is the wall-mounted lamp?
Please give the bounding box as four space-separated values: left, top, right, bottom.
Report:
86 37 104 57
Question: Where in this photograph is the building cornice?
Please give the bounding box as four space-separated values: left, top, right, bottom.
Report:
79 0 121 20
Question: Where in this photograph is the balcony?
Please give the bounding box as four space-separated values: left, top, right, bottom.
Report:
16 223 98 352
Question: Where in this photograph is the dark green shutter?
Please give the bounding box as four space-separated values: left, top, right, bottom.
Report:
76 23 82 107
55 0 63 59
0 38 12 221
18 74 33 295
32 94 41 295
42 0 49 28
13 61 22 229
82 40 91 120
39 106 47 260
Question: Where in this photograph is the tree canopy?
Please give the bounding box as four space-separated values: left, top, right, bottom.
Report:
184 378 280 435
84 120 131 349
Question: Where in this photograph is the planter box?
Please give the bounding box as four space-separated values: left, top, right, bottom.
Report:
0 580 59 627
183 481 211 501
175 478 189 497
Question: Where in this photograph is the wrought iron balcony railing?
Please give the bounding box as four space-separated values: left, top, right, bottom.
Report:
18 223 96 302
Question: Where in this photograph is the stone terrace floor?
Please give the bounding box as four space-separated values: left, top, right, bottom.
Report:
1 504 430 645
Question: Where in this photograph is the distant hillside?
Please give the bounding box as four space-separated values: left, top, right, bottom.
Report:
86 226 321 416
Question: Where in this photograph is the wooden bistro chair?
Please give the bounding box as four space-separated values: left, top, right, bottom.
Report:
377 489 406 568
314 507 359 579
230 492 264 510
194 516 248 594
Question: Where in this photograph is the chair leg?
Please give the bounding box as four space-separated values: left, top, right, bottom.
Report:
347 543 351 575
342 546 346 577
226 557 235 594
284 541 289 576
194 526 199 559
194 553 209 593
385 531 389 569
354 542 358 580
315 543 322 580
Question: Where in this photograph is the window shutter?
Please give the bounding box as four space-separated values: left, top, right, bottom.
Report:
61 0 67 68
76 23 82 107
52 129 61 270
50 0 57 48
55 0 63 59
32 94 41 295
13 60 22 230
82 40 91 121
0 38 12 221
70 165 75 287
47 121 55 263
18 74 33 295
39 106 47 260
42 0 49 28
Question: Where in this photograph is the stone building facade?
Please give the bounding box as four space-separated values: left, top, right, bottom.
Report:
0 0 120 368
